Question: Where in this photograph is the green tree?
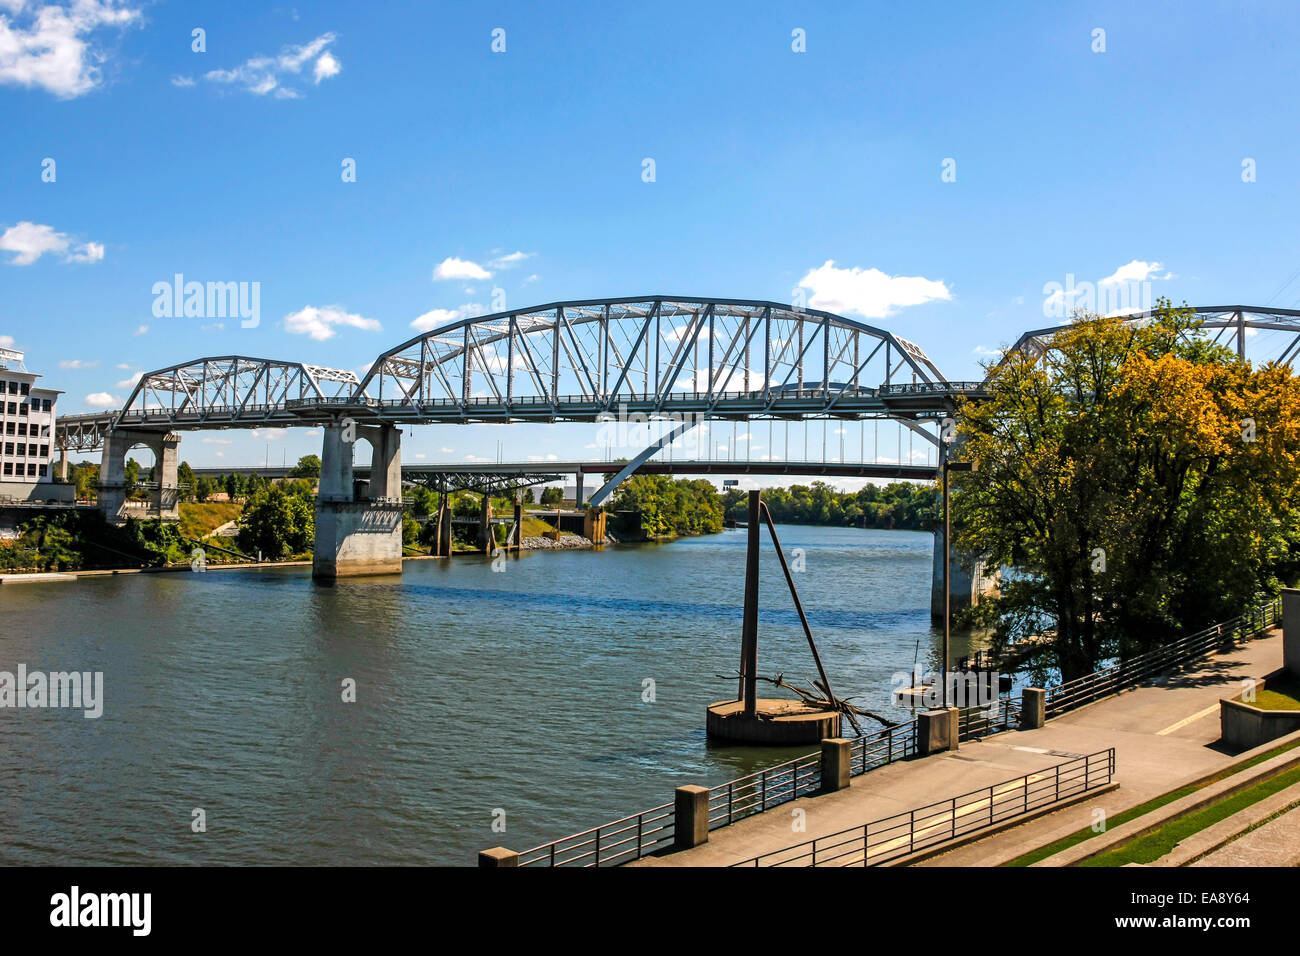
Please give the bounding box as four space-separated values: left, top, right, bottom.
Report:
177 461 196 500
951 302 1300 680
540 486 565 506
237 485 314 559
290 454 322 479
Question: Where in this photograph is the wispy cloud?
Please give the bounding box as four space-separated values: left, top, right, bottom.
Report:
489 250 534 270
59 358 97 369
200 32 340 98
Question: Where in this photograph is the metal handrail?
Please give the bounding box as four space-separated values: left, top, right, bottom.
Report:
732 748 1115 867
1044 598 1281 716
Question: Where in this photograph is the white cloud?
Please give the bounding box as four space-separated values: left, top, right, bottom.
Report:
170 75 195 87
0 221 103 265
464 454 490 462
284 304 381 341
133 324 148 336
489 250 534 269
313 50 339 83
202 32 340 98
83 391 119 408
796 260 951 319
433 256 491 281
59 358 97 369
972 345 1004 358
439 446 454 453
201 437 232 445
0 0 142 99
115 371 142 389
410 307 462 332
1099 259 1163 286
251 428 288 440
0 335 14 348
523 273 539 284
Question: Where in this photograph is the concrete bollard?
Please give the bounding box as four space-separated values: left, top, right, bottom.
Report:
917 707 960 755
1021 687 1047 729
674 785 710 849
1284 589 1300 678
478 846 519 867
820 738 852 792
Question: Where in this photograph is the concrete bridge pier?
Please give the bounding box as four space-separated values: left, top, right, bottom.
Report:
929 438 998 623
97 429 181 521
511 499 522 551
434 492 452 557
312 421 404 580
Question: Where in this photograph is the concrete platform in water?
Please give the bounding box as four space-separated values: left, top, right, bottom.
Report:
706 697 841 745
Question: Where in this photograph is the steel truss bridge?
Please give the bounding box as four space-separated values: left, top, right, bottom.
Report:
56 300 1300 466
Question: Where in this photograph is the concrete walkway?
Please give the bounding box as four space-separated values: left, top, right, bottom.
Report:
631 629 1283 867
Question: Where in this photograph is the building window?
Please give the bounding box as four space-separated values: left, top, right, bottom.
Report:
42 399 51 412
27 444 36 457
38 464 47 477
6 382 14 394
40 444 48 457
19 383 28 396
4 423 11 435
3 442 11 455
2 463 10 476
26 463 35 477
18 403 26 416
17 423 26 436
5 403 13 414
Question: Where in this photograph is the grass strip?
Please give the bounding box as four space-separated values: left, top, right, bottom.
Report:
1081 763 1300 867
1002 734 1300 866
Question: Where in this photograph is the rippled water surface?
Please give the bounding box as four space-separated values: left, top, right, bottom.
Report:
0 524 988 865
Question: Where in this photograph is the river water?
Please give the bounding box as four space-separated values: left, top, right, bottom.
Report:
0 524 988 865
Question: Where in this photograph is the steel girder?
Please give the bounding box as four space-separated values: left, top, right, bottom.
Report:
1000 306 1300 369
355 296 950 420
401 469 563 497
117 355 361 426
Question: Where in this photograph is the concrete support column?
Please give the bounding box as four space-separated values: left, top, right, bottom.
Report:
674 785 710 849
359 424 401 500
477 847 519 867
574 471 584 506
512 499 522 551
97 429 133 519
917 707 960 756
58 445 68 483
151 432 180 520
318 422 354 503
820 737 852 792
478 495 494 554
1020 688 1047 729
1283 589 1300 678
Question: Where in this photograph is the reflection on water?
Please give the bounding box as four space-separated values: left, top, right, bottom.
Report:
0 524 985 865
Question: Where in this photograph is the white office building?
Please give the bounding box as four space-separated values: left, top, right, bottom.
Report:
0 344 64 501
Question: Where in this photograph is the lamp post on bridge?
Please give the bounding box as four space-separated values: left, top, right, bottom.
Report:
942 455 977 709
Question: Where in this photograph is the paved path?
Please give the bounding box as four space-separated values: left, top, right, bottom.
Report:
1190 802 1300 867
631 629 1283 867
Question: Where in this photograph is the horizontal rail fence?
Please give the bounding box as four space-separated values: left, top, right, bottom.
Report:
519 718 917 867
1045 598 1282 718
733 748 1116 867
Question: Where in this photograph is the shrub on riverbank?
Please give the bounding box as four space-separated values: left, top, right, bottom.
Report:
0 511 187 571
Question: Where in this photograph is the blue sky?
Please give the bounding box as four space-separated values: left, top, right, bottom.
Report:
2 0 1298 476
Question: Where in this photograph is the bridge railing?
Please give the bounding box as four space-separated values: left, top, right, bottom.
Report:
1044 597 1282 717
730 748 1116 867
